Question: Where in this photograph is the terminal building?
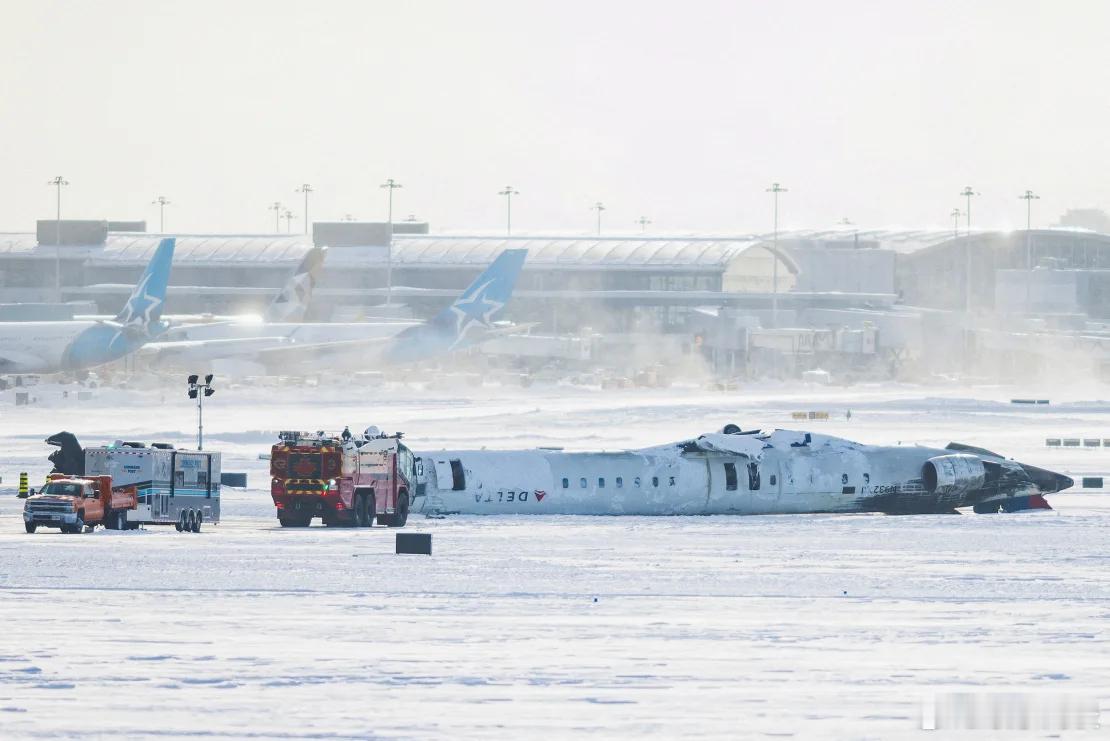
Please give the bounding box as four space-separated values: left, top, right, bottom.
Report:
1 219 1108 378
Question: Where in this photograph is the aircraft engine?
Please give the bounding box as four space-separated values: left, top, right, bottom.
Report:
921 454 986 495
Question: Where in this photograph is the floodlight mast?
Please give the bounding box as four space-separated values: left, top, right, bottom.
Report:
187 374 216 450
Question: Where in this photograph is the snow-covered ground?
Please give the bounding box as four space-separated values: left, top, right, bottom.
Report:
1 380 1108 739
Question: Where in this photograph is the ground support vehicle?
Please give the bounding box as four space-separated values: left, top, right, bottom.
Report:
84 443 221 532
269 430 416 528
34 433 221 533
23 474 137 533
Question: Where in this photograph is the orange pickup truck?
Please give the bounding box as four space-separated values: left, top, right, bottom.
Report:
23 474 138 533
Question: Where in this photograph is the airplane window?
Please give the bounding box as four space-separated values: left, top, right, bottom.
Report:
724 462 737 491
450 460 466 491
580 477 587 488
652 476 659 487
634 477 641 488
863 473 870 485
747 462 760 491
616 477 623 488
770 474 776 486
598 477 605 488
669 476 675 486
841 473 848 485
562 477 569 489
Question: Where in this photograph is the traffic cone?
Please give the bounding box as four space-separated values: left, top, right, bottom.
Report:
18 472 28 498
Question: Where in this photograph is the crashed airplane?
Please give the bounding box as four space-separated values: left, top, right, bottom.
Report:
417 426 1074 516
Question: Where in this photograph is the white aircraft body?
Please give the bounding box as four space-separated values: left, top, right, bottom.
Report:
141 248 528 372
416 426 1073 516
0 239 175 375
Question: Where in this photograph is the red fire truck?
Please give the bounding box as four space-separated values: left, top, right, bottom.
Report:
269 430 416 528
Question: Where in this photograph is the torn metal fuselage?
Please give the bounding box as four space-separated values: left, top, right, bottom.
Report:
417 428 1073 516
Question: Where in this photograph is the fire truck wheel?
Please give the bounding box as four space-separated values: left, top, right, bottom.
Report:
24 522 36 534
357 492 375 527
385 495 410 527
353 494 365 526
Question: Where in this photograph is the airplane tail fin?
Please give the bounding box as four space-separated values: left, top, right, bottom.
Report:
385 248 528 362
114 238 175 330
266 246 327 322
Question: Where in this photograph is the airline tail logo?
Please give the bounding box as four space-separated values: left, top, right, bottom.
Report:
448 279 505 348
438 249 527 348
114 238 175 333
267 246 327 322
383 248 527 364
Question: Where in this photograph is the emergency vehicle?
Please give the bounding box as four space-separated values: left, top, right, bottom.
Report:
269 429 416 528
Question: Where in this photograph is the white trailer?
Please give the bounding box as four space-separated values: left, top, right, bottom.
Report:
84 443 221 531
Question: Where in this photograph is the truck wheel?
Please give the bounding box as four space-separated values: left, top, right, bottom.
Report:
119 510 129 531
358 493 375 527
24 522 36 534
354 494 366 527
73 514 86 533
175 512 185 532
385 496 409 527
194 511 203 533
186 510 197 533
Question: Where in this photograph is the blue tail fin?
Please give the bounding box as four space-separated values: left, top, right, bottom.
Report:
385 248 528 363
114 238 175 330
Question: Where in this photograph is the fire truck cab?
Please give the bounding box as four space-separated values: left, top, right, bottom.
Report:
269 430 415 528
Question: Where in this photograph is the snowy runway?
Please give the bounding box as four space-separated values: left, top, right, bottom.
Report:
0 381 1108 739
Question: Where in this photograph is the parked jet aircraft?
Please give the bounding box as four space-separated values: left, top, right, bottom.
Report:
0 238 175 374
142 248 528 372
416 425 1073 516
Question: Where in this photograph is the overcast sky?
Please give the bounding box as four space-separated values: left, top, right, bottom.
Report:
2 0 1109 235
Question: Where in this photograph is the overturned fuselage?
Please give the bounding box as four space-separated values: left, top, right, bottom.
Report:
416 428 1073 516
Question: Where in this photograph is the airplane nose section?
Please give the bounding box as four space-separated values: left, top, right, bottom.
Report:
1020 463 1074 493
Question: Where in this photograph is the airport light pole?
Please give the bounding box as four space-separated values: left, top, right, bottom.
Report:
636 216 652 233
380 179 402 306
591 202 605 235
187 374 215 450
282 209 296 234
48 176 68 302
380 178 402 224
151 196 171 232
295 183 313 235
1020 189 1040 313
767 182 788 327
960 186 978 237
960 186 978 312
269 201 283 232
499 186 519 235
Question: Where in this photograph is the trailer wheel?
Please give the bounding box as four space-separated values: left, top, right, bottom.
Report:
24 522 36 534
194 511 203 533
175 511 185 532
